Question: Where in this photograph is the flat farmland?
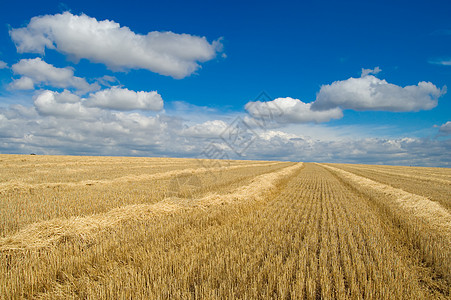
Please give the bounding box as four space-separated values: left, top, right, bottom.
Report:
0 155 450 299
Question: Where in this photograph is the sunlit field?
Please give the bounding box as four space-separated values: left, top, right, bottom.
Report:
1 154 450 299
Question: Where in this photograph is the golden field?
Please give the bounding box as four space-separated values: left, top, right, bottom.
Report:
0 154 450 299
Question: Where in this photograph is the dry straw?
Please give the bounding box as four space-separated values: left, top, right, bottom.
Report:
0 163 303 251
0 161 279 192
321 164 451 238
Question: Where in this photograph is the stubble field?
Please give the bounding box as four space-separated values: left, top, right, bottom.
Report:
0 154 450 299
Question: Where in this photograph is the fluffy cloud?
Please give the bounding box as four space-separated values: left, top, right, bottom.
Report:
0 101 175 157
0 100 450 166
84 87 163 111
245 97 343 123
11 58 99 93
181 120 228 138
33 87 164 117
313 75 445 112
0 61 8 69
10 12 223 78
245 70 444 125
9 76 34 90
33 90 98 119
439 121 451 135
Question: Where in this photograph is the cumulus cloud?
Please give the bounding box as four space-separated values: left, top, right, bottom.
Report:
245 97 343 123
11 58 99 93
0 61 8 69
10 76 34 90
33 90 98 119
10 12 223 78
181 120 228 138
33 87 164 117
244 69 444 125
84 87 163 111
439 121 451 135
258 130 299 141
313 75 445 112
0 101 174 157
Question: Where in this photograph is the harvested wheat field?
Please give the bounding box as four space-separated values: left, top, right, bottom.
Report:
0 155 450 299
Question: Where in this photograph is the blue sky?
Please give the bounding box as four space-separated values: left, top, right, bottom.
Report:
0 0 450 166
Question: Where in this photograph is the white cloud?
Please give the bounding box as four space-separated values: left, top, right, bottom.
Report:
85 87 163 111
10 12 223 78
11 58 99 93
0 99 173 157
33 87 164 118
0 61 8 69
258 130 299 141
439 121 451 135
244 70 444 125
241 132 451 167
181 120 228 138
313 75 445 112
0 100 450 166
245 97 343 123
10 76 35 90
114 112 163 130
361 66 381 77
56 89 83 103
33 90 98 119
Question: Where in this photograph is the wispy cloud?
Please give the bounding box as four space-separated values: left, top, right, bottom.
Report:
429 58 451 66
361 66 381 77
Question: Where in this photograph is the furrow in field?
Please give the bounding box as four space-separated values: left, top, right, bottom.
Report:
367 167 450 185
0 161 279 192
327 163 451 210
314 164 448 298
320 163 451 295
334 163 451 184
0 163 303 251
0 161 292 238
240 163 434 298
321 164 451 239
230 164 426 298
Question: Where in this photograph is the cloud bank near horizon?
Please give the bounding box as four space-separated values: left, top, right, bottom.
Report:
0 101 450 167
